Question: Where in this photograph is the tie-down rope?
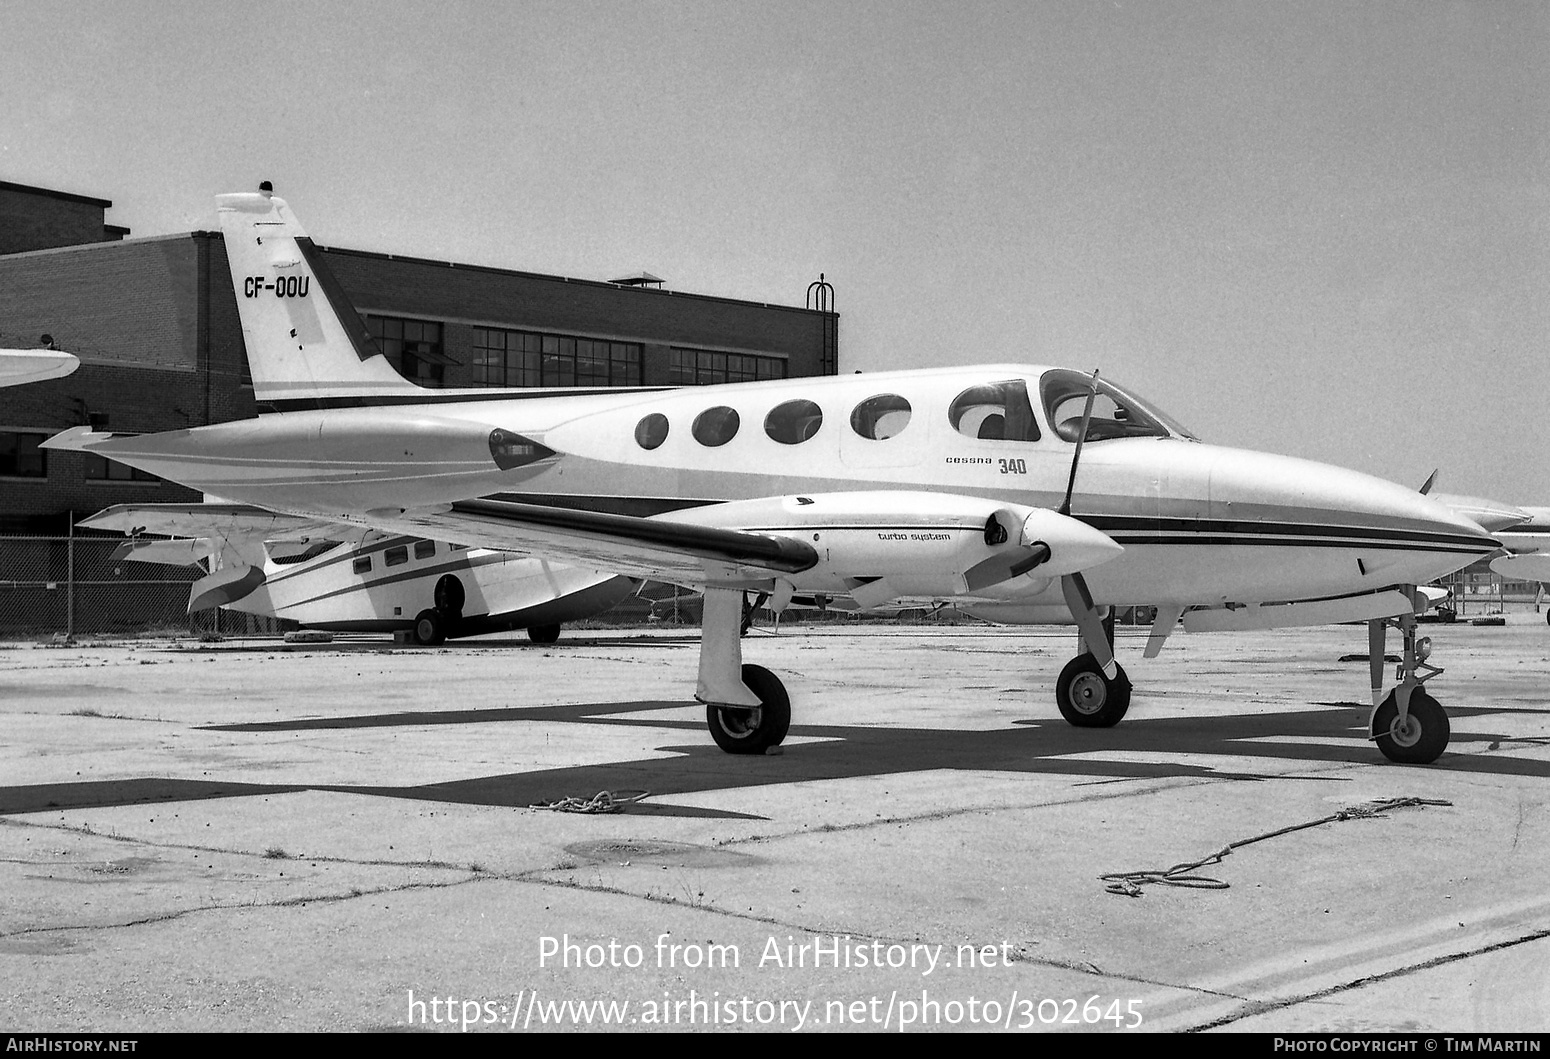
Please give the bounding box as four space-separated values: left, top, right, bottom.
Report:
1101 796 1451 897
530 790 650 814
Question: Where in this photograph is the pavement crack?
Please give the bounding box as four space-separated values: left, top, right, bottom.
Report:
1189 926 1550 1031
516 870 1246 995
0 816 479 873
0 876 490 941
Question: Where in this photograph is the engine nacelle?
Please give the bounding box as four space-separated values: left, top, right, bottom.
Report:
662 491 1121 603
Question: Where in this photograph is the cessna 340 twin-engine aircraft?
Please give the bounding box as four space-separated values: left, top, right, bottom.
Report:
46 186 1499 763
76 502 637 645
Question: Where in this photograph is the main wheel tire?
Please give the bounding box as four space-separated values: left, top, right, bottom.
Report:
412 608 446 646
706 663 791 754
1055 653 1132 728
1373 688 1449 764
526 624 561 645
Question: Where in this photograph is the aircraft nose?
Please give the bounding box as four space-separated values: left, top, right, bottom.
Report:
1207 446 1498 590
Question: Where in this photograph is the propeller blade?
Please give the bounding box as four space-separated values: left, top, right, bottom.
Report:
1059 369 1100 517
961 508 1123 591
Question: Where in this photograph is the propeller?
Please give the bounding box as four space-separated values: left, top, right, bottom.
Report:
1058 369 1100 517
960 508 1123 592
1055 371 1117 677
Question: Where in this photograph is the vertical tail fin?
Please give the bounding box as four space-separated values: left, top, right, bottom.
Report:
217 187 419 408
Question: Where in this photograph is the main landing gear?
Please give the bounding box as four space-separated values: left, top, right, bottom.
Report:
412 574 466 646
1053 573 1132 728
1368 602 1451 764
526 624 562 645
697 588 791 755
1055 653 1132 727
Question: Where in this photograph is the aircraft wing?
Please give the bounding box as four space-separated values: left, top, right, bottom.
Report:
79 503 355 568
396 498 819 586
0 348 79 388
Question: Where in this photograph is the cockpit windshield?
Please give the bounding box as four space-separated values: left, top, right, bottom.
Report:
1038 369 1199 443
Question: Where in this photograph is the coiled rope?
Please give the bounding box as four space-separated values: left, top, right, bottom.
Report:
1100 796 1451 897
529 790 650 814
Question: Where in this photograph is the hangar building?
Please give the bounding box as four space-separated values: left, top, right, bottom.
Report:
0 180 839 534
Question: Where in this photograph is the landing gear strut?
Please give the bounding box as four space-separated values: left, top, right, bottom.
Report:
1368 602 1450 764
697 587 791 754
1054 573 1132 728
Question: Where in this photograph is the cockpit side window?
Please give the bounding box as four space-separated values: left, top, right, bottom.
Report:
1038 369 1186 443
948 380 1041 442
850 394 912 440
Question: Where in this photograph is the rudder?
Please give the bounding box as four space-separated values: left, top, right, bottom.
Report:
217 186 419 408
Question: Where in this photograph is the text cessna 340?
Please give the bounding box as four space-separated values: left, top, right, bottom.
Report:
45 186 1499 763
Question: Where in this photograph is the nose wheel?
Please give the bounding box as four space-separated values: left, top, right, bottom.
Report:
1373 688 1449 764
1368 600 1451 764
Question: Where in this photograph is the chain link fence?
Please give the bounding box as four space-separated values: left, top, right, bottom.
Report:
0 534 285 640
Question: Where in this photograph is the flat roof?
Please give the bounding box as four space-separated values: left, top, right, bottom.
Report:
0 179 113 209
0 228 835 318
315 243 831 317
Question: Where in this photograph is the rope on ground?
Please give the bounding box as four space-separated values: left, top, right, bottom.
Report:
529 790 650 814
1100 796 1452 898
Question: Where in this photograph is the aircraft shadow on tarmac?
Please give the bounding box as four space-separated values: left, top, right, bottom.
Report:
5 699 1550 819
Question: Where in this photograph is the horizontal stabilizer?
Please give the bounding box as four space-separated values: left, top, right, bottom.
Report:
1492 553 1550 582
113 539 212 567
0 348 79 388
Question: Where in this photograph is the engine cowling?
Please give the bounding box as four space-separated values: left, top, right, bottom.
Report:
661 491 1121 604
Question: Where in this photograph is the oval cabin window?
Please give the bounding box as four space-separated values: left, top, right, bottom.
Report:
849 394 912 440
635 413 669 450
692 406 741 447
764 400 824 445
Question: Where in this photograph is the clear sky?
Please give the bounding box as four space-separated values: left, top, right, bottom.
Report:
5 1 1547 501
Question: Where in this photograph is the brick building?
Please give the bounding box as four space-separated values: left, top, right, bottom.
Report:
0 182 839 532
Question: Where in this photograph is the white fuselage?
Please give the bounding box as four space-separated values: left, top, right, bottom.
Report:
67 364 1496 610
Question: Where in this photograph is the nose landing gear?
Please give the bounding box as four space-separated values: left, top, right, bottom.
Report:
1368 598 1450 764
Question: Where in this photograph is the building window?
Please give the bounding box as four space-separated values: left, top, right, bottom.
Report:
0 432 47 478
366 315 448 386
667 348 787 385
472 327 641 388
84 454 159 482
